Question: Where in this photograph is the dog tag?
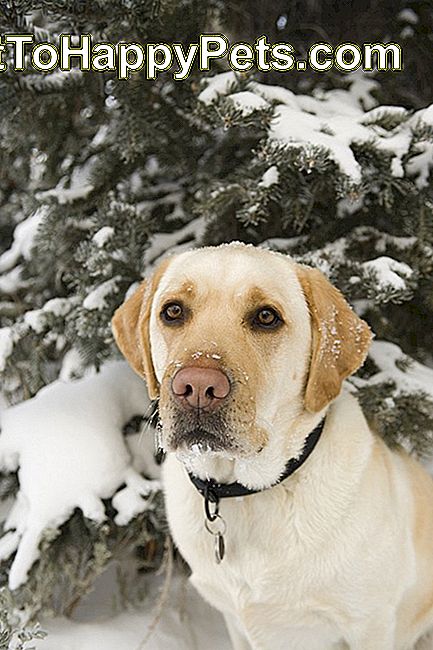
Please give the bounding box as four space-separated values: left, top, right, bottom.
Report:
205 513 227 564
215 533 225 563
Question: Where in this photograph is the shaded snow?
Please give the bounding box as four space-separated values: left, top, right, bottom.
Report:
35 571 230 650
24 298 73 333
0 361 158 590
0 208 46 273
0 327 14 372
406 141 433 188
397 8 419 24
363 105 408 123
59 348 85 381
421 104 433 126
144 216 206 266
83 277 120 310
259 166 279 187
0 266 24 294
37 156 97 205
93 226 115 248
228 90 270 116
91 124 110 148
367 341 433 398
198 71 237 104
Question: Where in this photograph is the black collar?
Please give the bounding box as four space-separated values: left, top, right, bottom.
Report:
187 417 325 505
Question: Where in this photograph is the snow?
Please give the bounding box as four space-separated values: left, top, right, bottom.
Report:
228 90 270 116
198 71 433 186
269 105 363 182
59 348 85 381
93 226 115 248
144 216 206 266
367 341 433 398
362 256 413 291
0 208 46 273
0 266 24 293
0 361 159 590
259 165 279 187
35 571 230 650
23 309 45 332
397 8 419 24
37 156 97 205
83 277 120 310
23 298 73 333
91 124 110 148
198 71 237 104
406 141 433 189
420 104 433 126
0 327 14 372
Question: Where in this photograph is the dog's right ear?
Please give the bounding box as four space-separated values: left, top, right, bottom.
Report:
111 258 170 400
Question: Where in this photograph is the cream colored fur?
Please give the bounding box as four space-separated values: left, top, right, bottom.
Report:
112 244 433 650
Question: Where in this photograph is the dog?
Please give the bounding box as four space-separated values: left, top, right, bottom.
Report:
112 243 433 650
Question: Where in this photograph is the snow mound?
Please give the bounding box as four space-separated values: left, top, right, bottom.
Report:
0 361 158 590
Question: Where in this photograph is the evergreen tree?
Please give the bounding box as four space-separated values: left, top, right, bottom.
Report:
0 0 432 629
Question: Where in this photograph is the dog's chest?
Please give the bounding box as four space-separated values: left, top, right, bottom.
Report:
162 456 348 646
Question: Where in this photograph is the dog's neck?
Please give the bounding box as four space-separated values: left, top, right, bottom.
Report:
171 392 374 500
173 404 328 491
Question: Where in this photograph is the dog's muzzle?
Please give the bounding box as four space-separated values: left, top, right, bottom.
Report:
165 406 238 453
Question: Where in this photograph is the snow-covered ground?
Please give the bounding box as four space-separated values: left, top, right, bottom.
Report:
35 568 230 650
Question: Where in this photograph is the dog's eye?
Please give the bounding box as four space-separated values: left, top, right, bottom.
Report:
161 302 184 323
252 307 282 329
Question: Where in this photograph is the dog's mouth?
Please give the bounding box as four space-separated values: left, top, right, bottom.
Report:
166 418 239 455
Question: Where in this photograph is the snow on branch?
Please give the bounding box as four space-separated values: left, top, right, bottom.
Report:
362 256 413 293
198 72 433 186
0 207 47 274
366 341 433 398
0 361 159 590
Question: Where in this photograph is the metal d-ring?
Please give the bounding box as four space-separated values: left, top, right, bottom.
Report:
203 489 227 563
204 513 227 537
204 488 220 522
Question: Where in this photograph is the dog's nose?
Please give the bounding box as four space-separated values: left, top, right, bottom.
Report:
171 367 230 410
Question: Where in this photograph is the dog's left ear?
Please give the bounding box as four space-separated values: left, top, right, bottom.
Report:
296 265 372 414
111 258 171 400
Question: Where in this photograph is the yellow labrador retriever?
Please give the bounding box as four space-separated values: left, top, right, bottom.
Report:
112 243 433 650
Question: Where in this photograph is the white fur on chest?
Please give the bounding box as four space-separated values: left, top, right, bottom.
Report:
162 395 417 649
163 455 347 648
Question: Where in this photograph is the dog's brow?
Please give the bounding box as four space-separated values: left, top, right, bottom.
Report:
245 286 279 309
160 280 196 302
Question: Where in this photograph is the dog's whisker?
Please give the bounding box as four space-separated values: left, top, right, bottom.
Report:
137 401 159 446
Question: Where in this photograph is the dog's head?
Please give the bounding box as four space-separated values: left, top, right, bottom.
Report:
112 244 371 474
